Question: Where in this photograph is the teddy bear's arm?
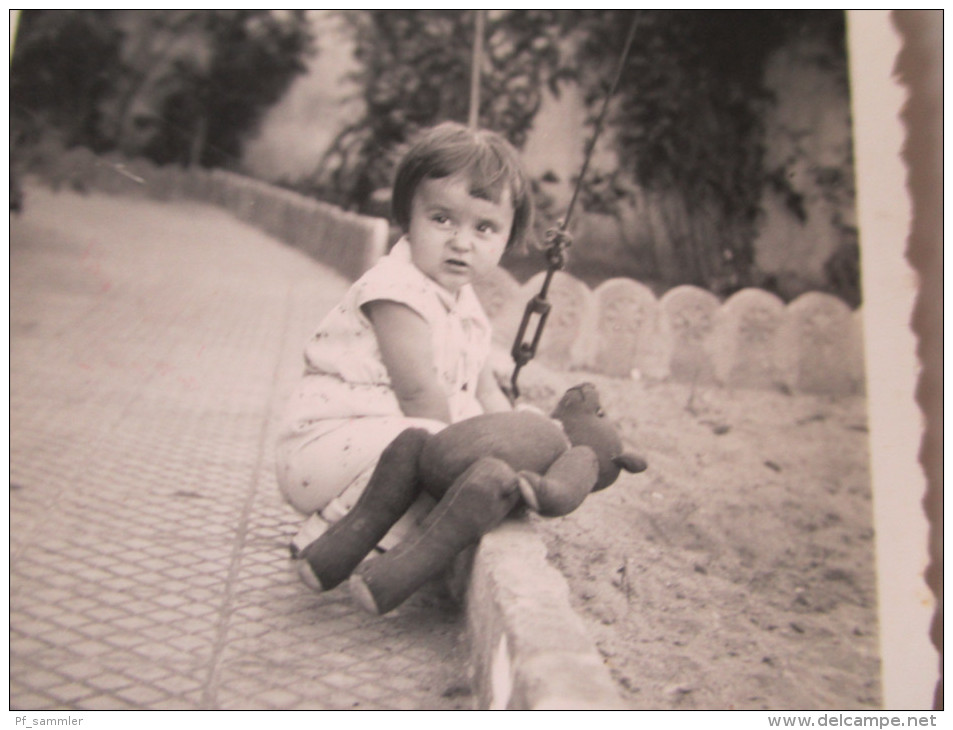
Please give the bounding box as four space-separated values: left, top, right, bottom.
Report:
517 445 599 517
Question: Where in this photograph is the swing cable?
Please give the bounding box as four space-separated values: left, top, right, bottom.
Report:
509 12 641 399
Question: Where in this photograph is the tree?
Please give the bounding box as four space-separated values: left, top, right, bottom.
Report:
11 10 124 150
11 10 315 168
146 11 316 167
570 10 850 295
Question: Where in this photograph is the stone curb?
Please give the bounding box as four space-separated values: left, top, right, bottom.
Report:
464 514 628 710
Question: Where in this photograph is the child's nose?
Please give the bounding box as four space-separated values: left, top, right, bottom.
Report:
449 229 472 250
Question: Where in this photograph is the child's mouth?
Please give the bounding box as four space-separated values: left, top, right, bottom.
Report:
444 258 469 272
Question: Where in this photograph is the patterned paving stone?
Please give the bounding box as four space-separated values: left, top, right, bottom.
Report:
11 186 474 711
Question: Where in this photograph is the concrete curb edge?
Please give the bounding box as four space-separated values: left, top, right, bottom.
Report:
464 515 628 710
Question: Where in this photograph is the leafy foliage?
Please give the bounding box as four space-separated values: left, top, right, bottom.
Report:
571 10 849 294
11 10 314 167
11 10 124 150
151 11 315 166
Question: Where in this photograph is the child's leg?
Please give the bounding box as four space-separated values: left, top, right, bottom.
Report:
276 416 444 552
289 465 437 557
298 427 432 591
277 418 408 516
349 456 522 615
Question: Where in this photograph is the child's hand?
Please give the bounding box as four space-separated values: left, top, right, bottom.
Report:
477 362 515 413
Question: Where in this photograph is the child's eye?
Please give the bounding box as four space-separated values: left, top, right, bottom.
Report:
476 221 498 234
432 214 450 225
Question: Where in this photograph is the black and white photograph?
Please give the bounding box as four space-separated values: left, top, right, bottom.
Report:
8 9 940 715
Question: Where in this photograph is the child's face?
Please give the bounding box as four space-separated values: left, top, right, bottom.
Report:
406 173 514 295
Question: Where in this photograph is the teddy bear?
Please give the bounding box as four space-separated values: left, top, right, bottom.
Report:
296 382 647 615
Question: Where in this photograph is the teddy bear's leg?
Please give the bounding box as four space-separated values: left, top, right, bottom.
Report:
516 445 599 517
349 456 521 615
298 428 431 592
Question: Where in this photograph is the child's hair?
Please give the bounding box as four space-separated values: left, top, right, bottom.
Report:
391 122 534 251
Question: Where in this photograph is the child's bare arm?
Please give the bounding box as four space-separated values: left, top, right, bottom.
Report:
476 362 513 414
363 300 452 423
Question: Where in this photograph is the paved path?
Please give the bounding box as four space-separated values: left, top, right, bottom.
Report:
10 184 473 710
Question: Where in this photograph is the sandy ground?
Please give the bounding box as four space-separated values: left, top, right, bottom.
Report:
513 365 882 710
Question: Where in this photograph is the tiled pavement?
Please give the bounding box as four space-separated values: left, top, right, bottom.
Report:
10 184 474 710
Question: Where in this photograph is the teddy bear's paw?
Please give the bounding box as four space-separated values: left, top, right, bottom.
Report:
516 471 542 512
349 573 382 615
296 559 327 593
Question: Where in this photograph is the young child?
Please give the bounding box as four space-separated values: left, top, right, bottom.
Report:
275 121 534 560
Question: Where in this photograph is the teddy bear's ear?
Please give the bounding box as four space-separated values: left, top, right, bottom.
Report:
614 453 648 474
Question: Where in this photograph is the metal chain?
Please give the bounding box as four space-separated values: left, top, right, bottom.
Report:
509 12 641 399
